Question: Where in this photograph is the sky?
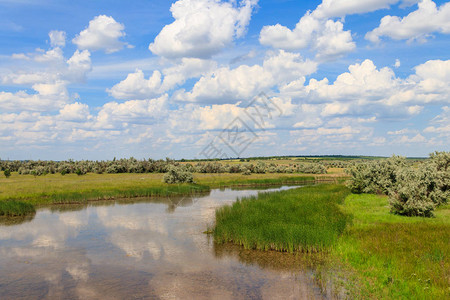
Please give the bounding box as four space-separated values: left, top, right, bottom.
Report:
0 0 449 160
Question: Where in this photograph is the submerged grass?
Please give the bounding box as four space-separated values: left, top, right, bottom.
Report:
213 184 351 252
322 194 450 299
0 200 35 216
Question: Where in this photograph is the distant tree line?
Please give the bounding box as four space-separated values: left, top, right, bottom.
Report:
0 157 329 176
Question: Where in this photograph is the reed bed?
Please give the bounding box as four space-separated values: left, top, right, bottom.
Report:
213 184 351 253
0 200 35 216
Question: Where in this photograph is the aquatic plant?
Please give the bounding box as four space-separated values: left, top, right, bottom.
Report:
214 185 351 252
0 200 35 216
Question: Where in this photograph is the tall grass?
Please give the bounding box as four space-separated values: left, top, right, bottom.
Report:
0 200 35 216
213 185 351 252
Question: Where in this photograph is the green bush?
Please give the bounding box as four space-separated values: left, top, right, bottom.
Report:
4 169 11 178
163 166 194 184
389 151 449 217
346 152 449 217
346 155 406 194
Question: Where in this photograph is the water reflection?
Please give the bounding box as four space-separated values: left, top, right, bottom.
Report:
0 186 326 299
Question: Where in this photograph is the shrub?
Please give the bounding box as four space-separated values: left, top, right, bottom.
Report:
242 169 251 175
347 152 449 217
4 169 11 178
388 166 436 217
163 166 194 184
75 168 86 176
389 151 449 217
346 156 406 194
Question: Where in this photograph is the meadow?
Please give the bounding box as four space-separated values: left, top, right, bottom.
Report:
0 171 323 215
325 193 450 299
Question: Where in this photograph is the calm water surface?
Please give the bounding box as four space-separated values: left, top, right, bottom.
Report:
0 186 329 299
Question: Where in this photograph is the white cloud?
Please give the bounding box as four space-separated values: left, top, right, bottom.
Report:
95 94 169 129
394 59 401 68
59 102 91 122
160 58 217 91
149 0 258 59
306 59 399 102
49 30 66 48
397 133 427 143
263 50 317 84
73 15 128 53
313 0 403 19
66 50 92 82
0 81 69 112
173 64 271 103
34 47 64 63
313 19 355 60
424 106 450 137
107 58 217 100
107 69 162 100
173 50 316 104
366 0 450 43
259 3 356 60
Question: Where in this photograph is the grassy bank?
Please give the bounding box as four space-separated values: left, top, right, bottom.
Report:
213 185 351 252
324 194 450 299
0 172 329 215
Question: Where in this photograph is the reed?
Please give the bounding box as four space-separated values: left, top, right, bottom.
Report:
213 184 351 253
0 200 36 216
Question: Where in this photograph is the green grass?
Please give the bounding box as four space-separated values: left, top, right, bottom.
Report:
0 172 335 216
0 200 36 216
213 184 351 252
324 194 450 299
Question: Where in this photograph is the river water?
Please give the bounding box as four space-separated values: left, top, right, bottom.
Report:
0 186 329 299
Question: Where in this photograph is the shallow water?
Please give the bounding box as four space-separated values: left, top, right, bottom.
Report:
0 186 328 299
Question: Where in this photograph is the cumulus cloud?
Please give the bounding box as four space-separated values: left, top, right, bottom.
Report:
0 81 69 112
73 15 128 53
149 0 258 59
107 70 163 100
108 58 217 100
259 2 356 60
59 102 91 122
313 0 404 19
366 0 450 43
95 94 169 129
173 50 316 104
49 30 66 48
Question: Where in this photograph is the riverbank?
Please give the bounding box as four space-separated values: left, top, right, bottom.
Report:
212 185 449 299
0 172 329 215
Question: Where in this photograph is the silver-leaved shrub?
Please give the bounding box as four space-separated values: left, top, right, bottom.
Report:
163 165 194 184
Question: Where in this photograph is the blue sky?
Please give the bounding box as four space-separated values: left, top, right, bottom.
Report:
0 0 449 160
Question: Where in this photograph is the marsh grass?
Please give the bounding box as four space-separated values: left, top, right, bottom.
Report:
213 185 351 252
0 200 35 216
324 194 450 299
